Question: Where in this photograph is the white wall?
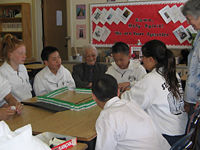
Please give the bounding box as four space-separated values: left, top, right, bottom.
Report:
1 0 173 60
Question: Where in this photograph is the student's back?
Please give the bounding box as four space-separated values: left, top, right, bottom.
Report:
92 74 170 150
122 40 188 146
96 97 170 150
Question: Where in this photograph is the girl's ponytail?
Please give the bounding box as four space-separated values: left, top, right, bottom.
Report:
164 49 180 99
142 40 181 99
1 34 24 61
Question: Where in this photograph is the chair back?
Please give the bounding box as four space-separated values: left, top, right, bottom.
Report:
187 102 200 134
170 102 200 150
170 128 195 150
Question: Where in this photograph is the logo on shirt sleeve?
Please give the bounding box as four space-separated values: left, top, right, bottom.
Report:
162 82 185 115
167 93 185 115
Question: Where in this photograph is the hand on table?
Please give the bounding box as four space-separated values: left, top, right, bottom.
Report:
4 93 23 114
15 102 23 114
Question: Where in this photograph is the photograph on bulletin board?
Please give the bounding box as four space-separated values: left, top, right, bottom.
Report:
76 4 86 19
76 24 86 39
90 0 193 48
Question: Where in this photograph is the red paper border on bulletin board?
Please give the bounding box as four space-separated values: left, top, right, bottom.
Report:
90 0 191 48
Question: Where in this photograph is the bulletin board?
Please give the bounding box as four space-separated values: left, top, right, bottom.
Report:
90 0 195 48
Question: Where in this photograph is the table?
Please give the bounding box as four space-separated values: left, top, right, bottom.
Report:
31 106 101 141
6 108 87 150
25 64 45 70
64 143 88 150
5 96 101 150
5 103 101 141
5 104 54 131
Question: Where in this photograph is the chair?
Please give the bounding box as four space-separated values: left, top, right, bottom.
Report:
170 102 200 150
187 102 200 134
25 62 43 97
170 128 195 150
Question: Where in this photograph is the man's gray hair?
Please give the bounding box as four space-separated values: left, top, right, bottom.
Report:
83 44 98 57
182 0 200 19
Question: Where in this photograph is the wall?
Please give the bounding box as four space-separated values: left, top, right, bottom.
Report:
32 0 43 61
69 0 126 47
0 0 183 61
0 0 31 3
67 0 127 57
67 0 174 58
0 0 42 61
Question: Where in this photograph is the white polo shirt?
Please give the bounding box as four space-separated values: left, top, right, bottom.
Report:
0 62 32 102
33 65 75 96
95 96 171 150
106 59 146 86
0 75 11 106
122 69 188 136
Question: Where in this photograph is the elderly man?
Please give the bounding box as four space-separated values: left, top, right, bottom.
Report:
182 0 200 112
182 1 200 149
72 44 107 88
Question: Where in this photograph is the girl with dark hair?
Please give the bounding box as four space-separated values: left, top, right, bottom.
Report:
122 40 188 146
142 40 180 99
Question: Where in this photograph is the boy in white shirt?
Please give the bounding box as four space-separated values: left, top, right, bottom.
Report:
92 74 170 150
33 46 75 96
106 42 146 92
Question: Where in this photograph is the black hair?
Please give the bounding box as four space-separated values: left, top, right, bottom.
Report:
92 74 118 102
41 46 58 61
142 40 181 99
112 42 129 55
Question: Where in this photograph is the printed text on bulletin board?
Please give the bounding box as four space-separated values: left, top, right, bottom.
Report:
90 1 195 48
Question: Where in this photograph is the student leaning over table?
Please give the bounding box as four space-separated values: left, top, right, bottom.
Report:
0 34 32 101
92 74 171 150
33 46 75 96
106 42 146 93
0 75 22 120
121 40 188 146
